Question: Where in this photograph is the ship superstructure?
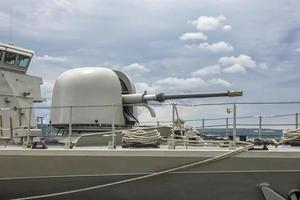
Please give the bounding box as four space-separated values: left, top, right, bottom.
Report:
0 42 43 139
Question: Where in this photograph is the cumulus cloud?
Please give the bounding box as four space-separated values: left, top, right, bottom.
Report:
192 15 226 31
191 64 221 76
123 63 150 73
218 54 257 69
207 78 232 87
217 54 268 74
222 25 232 31
258 63 268 70
135 82 157 94
154 77 207 91
41 80 54 99
135 75 232 94
222 64 247 74
35 55 68 63
135 77 208 93
197 41 234 53
192 55 264 75
179 32 207 41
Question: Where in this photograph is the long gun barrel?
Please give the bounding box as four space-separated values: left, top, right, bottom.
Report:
122 90 243 104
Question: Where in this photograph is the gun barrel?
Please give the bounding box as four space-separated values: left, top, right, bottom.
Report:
122 90 242 104
163 91 242 101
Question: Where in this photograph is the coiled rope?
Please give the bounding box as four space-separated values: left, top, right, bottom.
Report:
280 128 300 143
122 129 161 145
12 143 254 200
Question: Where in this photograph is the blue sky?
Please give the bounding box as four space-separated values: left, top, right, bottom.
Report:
0 0 299 125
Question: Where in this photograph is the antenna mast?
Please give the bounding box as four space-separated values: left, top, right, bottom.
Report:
9 8 14 45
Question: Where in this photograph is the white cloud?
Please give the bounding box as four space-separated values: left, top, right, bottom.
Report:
179 32 207 41
135 75 232 94
41 79 54 100
258 63 268 70
35 55 68 63
192 15 226 31
135 82 157 94
198 41 234 53
208 78 232 87
222 25 232 31
218 54 257 69
123 63 150 73
191 64 221 76
154 77 207 91
222 64 247 74
296 48 300 52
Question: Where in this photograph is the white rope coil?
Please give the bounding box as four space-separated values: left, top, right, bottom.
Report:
122 129 161 145
281 128 300 143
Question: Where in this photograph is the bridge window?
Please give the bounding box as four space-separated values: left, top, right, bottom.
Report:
18 55 30 68
4 52 17 65
0 51 2 61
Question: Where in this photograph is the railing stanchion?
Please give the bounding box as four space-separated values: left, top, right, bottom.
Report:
67 106 73 149
26 107 32 147
258 116 262 139
232 102 237 149
225 117 229 138
108 104 116 149
0 113 2 137
296 113 298 129
10 116 13 139
201 119 205 135
168 103 176 149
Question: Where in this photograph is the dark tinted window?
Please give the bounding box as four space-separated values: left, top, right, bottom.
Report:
18 55 30 68
0 51 2 61
4 52 17 65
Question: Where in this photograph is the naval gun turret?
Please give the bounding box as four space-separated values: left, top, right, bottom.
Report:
50 67 242 131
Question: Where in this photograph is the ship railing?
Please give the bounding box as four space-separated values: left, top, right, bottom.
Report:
0 101 299 149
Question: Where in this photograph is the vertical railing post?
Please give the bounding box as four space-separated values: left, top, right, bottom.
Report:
296 113 298 129
0 112 3 137
26 107 32 147
19 108 22 127
225 117 229 138
258 116 262 139
108 104 116 149
41 117 44 127
67 106 73 149
232 102 237 149
174 104 183 136
168 103 176 149
201 119 205 135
